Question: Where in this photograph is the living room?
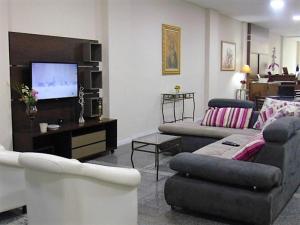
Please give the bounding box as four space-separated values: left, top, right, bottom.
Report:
0 0 300 225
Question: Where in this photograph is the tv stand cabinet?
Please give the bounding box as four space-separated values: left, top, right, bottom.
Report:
13 118 117 160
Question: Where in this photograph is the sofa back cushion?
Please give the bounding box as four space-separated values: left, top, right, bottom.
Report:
208 98 255 109
201 107 253 129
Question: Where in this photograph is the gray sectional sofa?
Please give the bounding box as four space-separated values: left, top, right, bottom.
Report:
159 99 260 152
160 99 300 225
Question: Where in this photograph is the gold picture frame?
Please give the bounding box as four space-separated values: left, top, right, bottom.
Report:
221 41 236 71
162 24 181 75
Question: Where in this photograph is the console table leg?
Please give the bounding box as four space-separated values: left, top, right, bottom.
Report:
173 97 176 123
182 97 185 121
131 142 135 168
192 94 195 121
162 98 166 124
156 146 159 181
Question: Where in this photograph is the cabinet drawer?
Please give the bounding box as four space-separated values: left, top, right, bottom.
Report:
72 130 106 148
72 141 106 159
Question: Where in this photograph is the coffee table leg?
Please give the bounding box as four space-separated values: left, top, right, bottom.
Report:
156 146 159 181
131 142 135 168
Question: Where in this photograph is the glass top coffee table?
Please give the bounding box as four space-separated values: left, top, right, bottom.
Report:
131 133 182 181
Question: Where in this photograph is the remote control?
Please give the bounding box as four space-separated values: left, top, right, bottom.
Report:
222 141 240 147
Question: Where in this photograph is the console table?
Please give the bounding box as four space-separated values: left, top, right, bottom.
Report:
236 89 249 100
13 118 117 160
161 92 195 123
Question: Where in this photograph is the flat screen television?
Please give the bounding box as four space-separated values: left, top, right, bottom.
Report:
31 62 78 100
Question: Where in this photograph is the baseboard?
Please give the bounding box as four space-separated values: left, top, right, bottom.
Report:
117 129 158 147
117 118 202 147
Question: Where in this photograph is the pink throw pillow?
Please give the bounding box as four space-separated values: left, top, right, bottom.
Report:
201 107 253 129
232 134 265 161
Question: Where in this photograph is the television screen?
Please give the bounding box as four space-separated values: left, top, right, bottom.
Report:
31 62 78 100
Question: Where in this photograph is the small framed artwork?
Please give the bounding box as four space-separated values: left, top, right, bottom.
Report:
221 41 236 71
162 24 181 75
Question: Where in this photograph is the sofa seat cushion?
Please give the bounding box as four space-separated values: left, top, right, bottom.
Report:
158 122 260 139
193 134 258 159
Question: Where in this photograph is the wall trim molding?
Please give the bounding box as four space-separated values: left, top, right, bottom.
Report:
117 117 203 147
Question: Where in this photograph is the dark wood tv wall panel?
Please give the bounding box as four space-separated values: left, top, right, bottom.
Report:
9 32 100 131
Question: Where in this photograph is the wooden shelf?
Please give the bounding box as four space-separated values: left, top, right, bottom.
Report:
83 43 102 62
83 70 102 90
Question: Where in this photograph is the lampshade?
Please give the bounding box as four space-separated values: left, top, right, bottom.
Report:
241 65 252 73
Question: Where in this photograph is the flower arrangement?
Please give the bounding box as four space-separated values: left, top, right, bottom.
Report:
174 85 181 93
14 84 38 106
240 80 246 89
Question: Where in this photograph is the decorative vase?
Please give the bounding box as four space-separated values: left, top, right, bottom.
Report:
26 105 38 120
241 84 246 90
78 86 85 124
26 104 37 130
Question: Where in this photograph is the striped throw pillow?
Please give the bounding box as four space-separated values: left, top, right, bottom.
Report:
201 107 253 129
232 133 265 161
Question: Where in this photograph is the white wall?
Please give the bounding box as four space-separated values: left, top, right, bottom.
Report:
206 10 245 101
282 37 300 74
8 0 99 40
0 0 13 149
107 0 206 143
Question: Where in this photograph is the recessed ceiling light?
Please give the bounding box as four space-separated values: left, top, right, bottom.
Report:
270 0 284 10
293 15 300 21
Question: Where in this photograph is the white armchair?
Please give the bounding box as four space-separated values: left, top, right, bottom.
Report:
19 153 141 225
0 146 26 213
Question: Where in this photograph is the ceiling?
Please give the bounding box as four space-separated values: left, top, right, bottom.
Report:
186 0 300 36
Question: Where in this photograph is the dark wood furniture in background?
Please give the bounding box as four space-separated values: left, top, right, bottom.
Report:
14 119 117 160
249 83 279 101
9 32 116 159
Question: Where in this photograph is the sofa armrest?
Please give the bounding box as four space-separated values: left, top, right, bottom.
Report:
170 153 282 190
263 117 300 143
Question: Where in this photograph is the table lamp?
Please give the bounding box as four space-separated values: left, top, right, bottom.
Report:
240 65 252 89
241 65 252 74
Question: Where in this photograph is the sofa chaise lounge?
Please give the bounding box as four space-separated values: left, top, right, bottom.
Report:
158 99 260 152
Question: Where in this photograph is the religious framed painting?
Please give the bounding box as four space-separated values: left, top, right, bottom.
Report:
162 24 181 75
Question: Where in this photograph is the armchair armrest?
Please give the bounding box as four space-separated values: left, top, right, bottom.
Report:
170 153 282 190
82 163 141 187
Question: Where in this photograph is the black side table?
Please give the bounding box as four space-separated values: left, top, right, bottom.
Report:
131 133 182 181
161 92 195 123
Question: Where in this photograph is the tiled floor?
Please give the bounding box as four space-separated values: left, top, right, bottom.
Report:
1 144 300 225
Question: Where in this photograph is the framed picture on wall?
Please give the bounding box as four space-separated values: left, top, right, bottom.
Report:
162 24 181 75
221 41 236 71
